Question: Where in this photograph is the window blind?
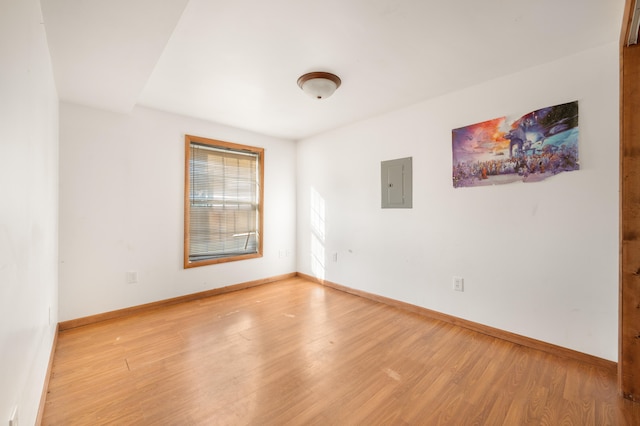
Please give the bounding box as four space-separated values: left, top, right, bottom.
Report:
188 142 260 262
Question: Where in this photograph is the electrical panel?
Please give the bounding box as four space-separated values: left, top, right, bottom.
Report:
381 157 412 208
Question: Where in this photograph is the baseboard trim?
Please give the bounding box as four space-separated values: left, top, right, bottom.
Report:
297 272 617 373
36 324 58 425
58 272 297 331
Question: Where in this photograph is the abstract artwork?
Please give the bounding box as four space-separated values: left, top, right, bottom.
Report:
452 101 579 188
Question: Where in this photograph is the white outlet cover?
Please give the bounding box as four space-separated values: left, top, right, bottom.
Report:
453 277 464 292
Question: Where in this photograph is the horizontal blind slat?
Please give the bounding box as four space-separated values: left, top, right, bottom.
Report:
188 141 260 262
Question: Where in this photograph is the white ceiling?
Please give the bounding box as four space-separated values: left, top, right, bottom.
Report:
41 0 625 140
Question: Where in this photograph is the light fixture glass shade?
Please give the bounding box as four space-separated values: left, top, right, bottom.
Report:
297 72 341 99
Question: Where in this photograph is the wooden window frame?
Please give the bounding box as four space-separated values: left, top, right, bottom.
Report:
184 134 264 268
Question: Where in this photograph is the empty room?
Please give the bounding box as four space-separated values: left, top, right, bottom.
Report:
2 0 640 424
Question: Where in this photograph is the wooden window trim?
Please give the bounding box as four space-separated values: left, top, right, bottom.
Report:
184 134 264 268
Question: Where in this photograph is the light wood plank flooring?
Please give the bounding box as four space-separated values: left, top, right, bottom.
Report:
43 277 640 425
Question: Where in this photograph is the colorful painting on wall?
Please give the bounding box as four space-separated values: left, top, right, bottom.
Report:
452 101 579 188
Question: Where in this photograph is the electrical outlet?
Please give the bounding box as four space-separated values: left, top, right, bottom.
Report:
332 252 338 262
126 271 138 284
453 276 464 292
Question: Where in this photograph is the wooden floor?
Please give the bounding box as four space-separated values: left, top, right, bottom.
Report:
43 277 640 425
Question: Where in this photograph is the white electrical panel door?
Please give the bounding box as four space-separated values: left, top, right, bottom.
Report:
381 157 412 208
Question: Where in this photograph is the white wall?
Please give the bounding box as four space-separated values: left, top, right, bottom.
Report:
0 0 59 424
297 43 619 361
59 104 297 321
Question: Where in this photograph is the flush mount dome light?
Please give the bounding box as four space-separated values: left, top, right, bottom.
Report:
297 72 341 99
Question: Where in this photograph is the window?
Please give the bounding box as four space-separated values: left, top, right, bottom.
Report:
184 135 264 268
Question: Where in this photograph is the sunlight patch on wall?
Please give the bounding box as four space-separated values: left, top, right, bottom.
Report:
310 187 326 280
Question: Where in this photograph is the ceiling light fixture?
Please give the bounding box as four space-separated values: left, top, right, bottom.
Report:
297 72 341 100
